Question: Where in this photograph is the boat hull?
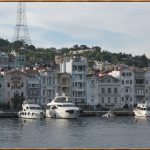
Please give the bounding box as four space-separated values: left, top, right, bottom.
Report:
18 111 44 119
46 109 80 119
133 109 150 117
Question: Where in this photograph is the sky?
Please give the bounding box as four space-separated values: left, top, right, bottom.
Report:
0 2 150 58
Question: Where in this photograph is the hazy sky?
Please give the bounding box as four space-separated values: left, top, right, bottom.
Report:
0 2 150 58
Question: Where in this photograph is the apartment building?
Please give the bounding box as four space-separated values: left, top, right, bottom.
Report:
60 56 87 104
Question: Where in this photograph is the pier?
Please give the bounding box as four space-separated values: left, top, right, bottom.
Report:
82 110 134 117
0 111 18 118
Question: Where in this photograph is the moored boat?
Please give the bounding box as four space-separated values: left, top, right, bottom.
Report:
133 103 150 117
46 96 81 119
101 110 116 118
18 101 45 119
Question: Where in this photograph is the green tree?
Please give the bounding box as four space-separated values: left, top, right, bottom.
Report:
11 95 25 111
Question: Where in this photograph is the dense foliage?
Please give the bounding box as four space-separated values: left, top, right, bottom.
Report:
0 38 150 68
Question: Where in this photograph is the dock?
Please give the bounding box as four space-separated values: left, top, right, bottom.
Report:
0 111 18 118
82 110 134 117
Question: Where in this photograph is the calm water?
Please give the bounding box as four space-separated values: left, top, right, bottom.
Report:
0 116 150 148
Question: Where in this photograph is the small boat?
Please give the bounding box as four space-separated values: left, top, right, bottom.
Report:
101 110 116 118
46 96 81 119
18 101 45 119
133 103 150 117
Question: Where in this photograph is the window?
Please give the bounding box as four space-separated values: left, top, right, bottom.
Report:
7 82 10 87
108 88 111 93
122 81 124 84
102 88 105 93
42 78 46 84
21 82 24 87
122 97 124 101
0 84 2 87
126 80 129 84
91 99 94 102
43 89 46 95
130 80 132 84
114 88 118 93
7 92 10 98
21 92 24 97
125 88 128 93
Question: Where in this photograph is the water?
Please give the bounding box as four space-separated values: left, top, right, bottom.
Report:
0 116 150 148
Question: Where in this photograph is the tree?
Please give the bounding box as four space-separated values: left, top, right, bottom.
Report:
11 95 25 111
12 40 24 50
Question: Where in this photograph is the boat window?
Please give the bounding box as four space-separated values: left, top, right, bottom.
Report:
55 97 67 102
57 105 62 107
30 107 36 110
35 107 42 110
62 104 75 107
26 107 29 109
51 106 57 109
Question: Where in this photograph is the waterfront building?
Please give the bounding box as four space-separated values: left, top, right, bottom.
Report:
109 66 135 108
87 74 121 109
134 68 146 103
60 56 87 104
25 69 40 104
145 68 150 103
39 68 56 106
57 73 71 96
0 74 4 103
4 70 26 104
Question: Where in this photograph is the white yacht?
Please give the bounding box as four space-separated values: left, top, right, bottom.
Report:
18 101 45 119
133 103 150 117
46 96 81 119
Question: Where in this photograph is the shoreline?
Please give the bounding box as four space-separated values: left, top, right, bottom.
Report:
0 110 134 118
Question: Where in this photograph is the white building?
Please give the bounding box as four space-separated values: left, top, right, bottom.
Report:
94 61 113 71
25 69 41 104
87 74 121 109
60 56 87 104
109 66 135 108
145 68 150 103
134 69 145 104
39 68 56 106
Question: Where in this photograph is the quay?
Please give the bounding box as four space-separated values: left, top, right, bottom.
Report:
0 111 18 118
82 110 134 117
0 110 134 118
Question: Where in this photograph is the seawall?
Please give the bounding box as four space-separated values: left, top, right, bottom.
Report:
81 110 134 117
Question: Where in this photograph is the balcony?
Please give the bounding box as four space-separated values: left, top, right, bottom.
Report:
11 77 21 80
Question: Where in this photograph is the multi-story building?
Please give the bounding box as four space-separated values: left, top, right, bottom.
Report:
87 74 120 109
39 68 56 106
57 73 71 96
134 68 145 103
145 68 150 103
4 70 26 105
109 66 135 108
26 69 41 104
11 50 26 68
94 61 113 72
60 56 87 104
0 74 4 103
